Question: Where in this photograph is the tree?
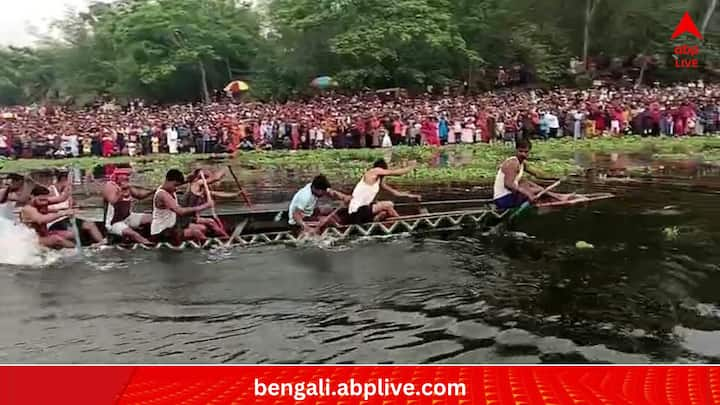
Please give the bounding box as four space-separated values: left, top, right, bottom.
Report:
583 0 602 68
267 0 478 90
1 0 718 105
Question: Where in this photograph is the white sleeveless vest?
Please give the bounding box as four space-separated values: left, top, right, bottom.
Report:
151 188 177 235
493 157 524 200
348 176 381 214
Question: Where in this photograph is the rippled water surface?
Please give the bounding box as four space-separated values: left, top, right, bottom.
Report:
2 177 720 363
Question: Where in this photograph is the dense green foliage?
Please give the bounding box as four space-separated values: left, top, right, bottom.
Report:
2 0 720 105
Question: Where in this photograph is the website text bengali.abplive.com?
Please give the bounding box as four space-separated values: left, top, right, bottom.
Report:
255 377 467 401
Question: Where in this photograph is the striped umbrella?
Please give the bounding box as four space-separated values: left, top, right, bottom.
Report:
310 76 338 89
224 80 250 93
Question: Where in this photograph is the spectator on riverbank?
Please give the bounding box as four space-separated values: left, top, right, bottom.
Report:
2 82 720 159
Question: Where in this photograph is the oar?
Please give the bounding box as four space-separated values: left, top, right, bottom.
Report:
227 166 253 208
508 178 564 221
199 171 230 238
225 219 248 247
23 175 50 190
299 206 344 239
396 198 493 209
67 171 83 254
317 206 343 230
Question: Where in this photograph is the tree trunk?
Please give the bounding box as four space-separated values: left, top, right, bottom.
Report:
198 60 210 104
583 0 591 69
583 0 601 70
635 57 648 89
467 61 473 94
701 0 718 38
225 57 232 82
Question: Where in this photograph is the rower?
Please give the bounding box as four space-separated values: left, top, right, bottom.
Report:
48 170 73 212
19 186 77 249
2 171 68 214
181 168 240 237
151 169 213 244
46 170 105 244
347 159 421 224
0 173 27 208
493 138 573 209
288 174 350 234
102 168 153 244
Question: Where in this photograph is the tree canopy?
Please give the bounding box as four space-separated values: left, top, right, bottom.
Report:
1 0 719 105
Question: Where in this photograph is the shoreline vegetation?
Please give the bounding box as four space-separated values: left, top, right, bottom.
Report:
2 137 720 186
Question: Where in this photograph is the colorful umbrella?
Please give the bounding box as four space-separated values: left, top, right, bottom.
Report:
311 76 338 88
224 80 250 93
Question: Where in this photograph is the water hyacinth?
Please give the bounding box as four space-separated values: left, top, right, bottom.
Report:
2 137 719 188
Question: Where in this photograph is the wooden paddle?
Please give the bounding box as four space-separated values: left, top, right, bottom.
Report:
67 171 83 254
199 171 230 238
508 178 564 221
316 206 343 231
227 166 253 208
225 219 248 247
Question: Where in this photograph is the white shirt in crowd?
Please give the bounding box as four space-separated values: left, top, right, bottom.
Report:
381 130 392 148
545 113 560 129
165 127 179 153
453 122 462 133
63 134 79 156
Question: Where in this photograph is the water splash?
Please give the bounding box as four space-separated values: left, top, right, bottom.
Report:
0 204 61 267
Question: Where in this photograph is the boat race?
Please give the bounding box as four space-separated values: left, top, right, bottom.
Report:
2 0 720 367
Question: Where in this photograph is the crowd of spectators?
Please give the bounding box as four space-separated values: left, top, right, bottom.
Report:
1 82 719 160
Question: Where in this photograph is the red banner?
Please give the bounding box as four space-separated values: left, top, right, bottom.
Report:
1 366 719 405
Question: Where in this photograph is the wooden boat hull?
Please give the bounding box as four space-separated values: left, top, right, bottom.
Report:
75 200 507 248
67 194 614 249
73 199 495 243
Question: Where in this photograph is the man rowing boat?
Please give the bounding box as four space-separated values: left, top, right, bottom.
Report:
20 186 79 249
45 170 104 244
288 175 350 234
493 138 573 209
0 173 27 209
347 159 421 224
102 168 154 244
181 168 241 236
151 169 214 243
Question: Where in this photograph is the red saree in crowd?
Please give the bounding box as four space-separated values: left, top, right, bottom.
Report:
101 134 114 157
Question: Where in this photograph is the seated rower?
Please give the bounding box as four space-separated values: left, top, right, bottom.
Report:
0 173 28 210
182 168 241 237
288 174 350 235
151 169 214 244
20 186 78 249
2 173 54 219
347 159 421 224
47 170 104 244
493 138 573 209
103 168 154 245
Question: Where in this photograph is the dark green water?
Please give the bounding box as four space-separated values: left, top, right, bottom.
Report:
1 175 720 363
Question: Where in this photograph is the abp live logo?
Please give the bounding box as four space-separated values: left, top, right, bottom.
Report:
672 11 703 69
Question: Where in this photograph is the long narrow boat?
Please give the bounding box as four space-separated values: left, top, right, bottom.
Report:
73 193 615 250
78 199 507 249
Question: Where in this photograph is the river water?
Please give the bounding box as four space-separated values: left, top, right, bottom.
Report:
1 162 720 363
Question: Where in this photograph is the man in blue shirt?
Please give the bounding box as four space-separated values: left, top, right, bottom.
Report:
438 116 449 144
288 175 350 234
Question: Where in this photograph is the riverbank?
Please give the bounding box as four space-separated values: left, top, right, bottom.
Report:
2 136 720 185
